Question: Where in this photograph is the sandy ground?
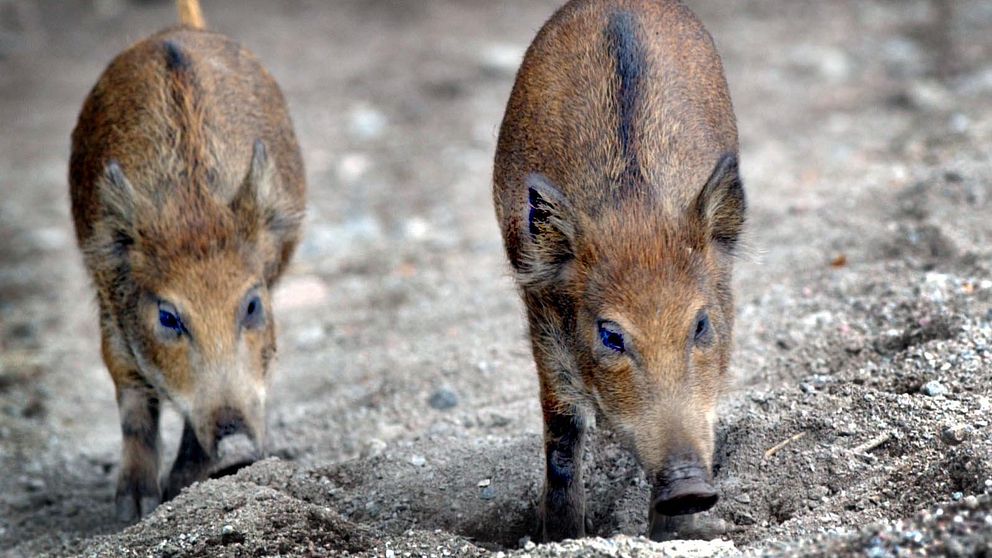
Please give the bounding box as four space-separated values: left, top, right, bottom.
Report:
1 0 991 556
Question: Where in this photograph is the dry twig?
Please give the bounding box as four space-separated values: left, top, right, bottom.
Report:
852 431 891 454
764 431 807 459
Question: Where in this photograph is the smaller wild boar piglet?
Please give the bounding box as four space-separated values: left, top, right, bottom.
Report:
493 0 744 542
69 0 305 521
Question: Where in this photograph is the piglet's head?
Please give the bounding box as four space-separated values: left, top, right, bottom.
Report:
86 140 302 468
517 153 745 524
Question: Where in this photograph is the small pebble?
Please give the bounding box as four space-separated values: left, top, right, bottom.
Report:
903 530 924 545
220 524 244 544
409 455 426 467
361 438 387 459
428 387 459 411
30 227 69 251
809 485 830 501
940 424 972 446
479 43 526 75
336 153 371 183
292 325 326 350
273 275 331 313
920 381 948 397
348 104 387 140
404 217 431 241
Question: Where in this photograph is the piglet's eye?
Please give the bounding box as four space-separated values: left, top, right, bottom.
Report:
158 302 185 336
241 294 265 330
598 321 625 353
693 312 712 345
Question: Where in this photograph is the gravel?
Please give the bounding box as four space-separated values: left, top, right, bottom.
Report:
1 1 991 557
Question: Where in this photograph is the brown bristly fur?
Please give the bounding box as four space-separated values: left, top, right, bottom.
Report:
493 0 744 542
69 0 304 521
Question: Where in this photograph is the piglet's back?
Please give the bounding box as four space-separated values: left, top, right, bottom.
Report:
494 0 738 258
70 27 304 245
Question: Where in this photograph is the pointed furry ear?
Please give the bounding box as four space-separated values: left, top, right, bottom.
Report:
695 153 746 250
230 139 273 228
99 161 137 227
231 139 303 239
247 138 277 202
94 161 144 257
517 173 577 285
231 140 305 284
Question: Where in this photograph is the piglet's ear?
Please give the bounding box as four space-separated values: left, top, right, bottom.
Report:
231 139 304 241
517 173 577 286
695 153 746 251
99 161 137 228
82 161 151 275
94 161 147 257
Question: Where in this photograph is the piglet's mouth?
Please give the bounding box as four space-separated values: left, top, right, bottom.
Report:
209 460 255 479
652 478 718 516
651 462 719 517
209 433 260 479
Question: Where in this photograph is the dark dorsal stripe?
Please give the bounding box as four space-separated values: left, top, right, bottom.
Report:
160 38 211 192
162 39 191 73
605 11 645 186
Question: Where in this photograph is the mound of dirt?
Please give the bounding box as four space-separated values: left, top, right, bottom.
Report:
2 1 991 557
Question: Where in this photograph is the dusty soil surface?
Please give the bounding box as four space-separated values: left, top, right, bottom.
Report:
2 0 991 556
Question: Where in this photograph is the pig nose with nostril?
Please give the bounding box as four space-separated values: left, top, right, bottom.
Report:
210 407 259 476
652 462 718 516
214 407 247 440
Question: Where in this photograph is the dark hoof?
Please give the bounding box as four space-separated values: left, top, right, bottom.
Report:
540 512 586 542
115 479 161 522
648 513 696 542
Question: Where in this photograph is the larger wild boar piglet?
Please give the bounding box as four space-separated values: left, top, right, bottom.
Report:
69 0 305 521
493 0 744 541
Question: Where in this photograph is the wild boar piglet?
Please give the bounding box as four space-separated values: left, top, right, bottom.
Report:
69 0 305 520
493 0 744 541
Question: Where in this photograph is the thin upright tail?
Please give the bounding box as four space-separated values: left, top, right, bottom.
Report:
177 0 206 29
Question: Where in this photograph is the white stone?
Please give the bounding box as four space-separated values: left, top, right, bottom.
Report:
274 275 330 313
337 152 371 183
348 104 387 140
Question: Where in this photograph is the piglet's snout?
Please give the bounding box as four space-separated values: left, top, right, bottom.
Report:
214 406 248 440
652 461 718 516
210 407 261 478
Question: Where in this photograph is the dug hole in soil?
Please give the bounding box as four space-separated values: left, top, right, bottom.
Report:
1 1 991 556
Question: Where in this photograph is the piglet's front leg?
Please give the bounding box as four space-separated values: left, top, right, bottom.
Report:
113 384 162 522
539 385 588 542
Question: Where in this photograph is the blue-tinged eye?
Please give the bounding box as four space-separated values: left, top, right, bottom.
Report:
598 321 625 353
693 312 712 345
241 293 264 330
158 304 184 334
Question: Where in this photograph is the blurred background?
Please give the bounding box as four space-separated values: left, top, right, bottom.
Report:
2 1 991 556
